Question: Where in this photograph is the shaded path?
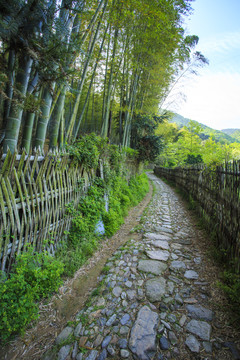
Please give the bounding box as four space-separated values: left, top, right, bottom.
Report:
43 173 240 360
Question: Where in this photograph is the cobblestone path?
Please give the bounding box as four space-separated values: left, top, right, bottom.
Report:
43 174 240 360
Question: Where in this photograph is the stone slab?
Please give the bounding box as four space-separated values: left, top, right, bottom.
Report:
138 260 167 275
186 304 213 321
145 277 166 302
151 240 169 250
170 260 186 271
144 233 171 241
185 335 200 353
129 306 159 360
184 270 199 280
186 319 211 341
146 250 170 261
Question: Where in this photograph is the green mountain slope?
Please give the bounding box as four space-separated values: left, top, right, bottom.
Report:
221 129 240 141
170 113 240 144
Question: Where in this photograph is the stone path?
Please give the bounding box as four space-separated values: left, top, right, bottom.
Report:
43 174 240 360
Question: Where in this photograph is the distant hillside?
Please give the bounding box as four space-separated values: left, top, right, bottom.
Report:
221 128 239 136
221 128 240 141
170 113 240 144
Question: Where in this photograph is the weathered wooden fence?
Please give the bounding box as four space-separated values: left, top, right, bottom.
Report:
154 162 240 271
0 149 139 273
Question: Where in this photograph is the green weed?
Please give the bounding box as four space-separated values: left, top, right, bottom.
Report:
0 247 64 342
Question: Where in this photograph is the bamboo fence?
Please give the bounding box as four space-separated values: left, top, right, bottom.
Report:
0 149 94 274
0 149 140 274
154 162 240 271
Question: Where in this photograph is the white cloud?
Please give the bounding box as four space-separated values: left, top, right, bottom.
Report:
167 72 240 130
200 31 240 55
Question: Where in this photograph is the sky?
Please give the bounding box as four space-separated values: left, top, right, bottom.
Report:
164 0 240 130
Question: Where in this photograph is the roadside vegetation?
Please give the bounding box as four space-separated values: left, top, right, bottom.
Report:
0 138 149 342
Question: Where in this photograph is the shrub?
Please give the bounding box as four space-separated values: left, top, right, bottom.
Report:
0 248 64 342
0 273 38 342
14 248 64 299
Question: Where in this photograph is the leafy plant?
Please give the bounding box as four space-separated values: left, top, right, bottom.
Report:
0 247 64 342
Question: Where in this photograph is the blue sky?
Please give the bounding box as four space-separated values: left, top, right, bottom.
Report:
165 0 240 130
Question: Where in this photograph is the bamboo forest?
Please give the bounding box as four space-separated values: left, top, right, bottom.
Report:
0 0 201 154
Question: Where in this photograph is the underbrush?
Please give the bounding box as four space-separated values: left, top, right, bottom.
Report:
0 172 149 342
0 247 64 342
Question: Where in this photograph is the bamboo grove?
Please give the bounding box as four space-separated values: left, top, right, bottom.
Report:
0 0 199 154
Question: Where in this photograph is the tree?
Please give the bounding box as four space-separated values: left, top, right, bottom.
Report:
130 113 164 162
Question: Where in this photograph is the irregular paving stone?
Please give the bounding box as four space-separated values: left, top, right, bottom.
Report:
144 233 171 241
184 270 199 280
151 240 169 250
85 350 99 360
120 326 129 335
121 291 127 299
167 314 177 323
76 354 83 360
93 334 104 348
159 336 170 350
106 314 117 326
146 250 170 261
173 238 192 245
154 226 173 234
185 335 200 353
107 345 115 356
118 338 128 349
120 349 130 358
203 341 213 353
137 288 144 299
96 297 105 307
72 341 78 359
184 298 197 304
145 277 166 302
74 322 82 337
175 293 183 305
58 345 71 360
55 326 73 345
194 257 201 264
97 349 107 360
186 319 211 341
125 281 132 288
179 315 187 327
126 290 136 300
102 335 112 348
170 261 186 270
129 305 159 360
97 317 107 327
112 286 122 297
186 304 213 321
138 260 167 275
168 331 178 345
120 314 131 325
161 320 171 330
167 281 174 294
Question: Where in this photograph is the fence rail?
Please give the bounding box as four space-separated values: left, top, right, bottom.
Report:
154 162 240 271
